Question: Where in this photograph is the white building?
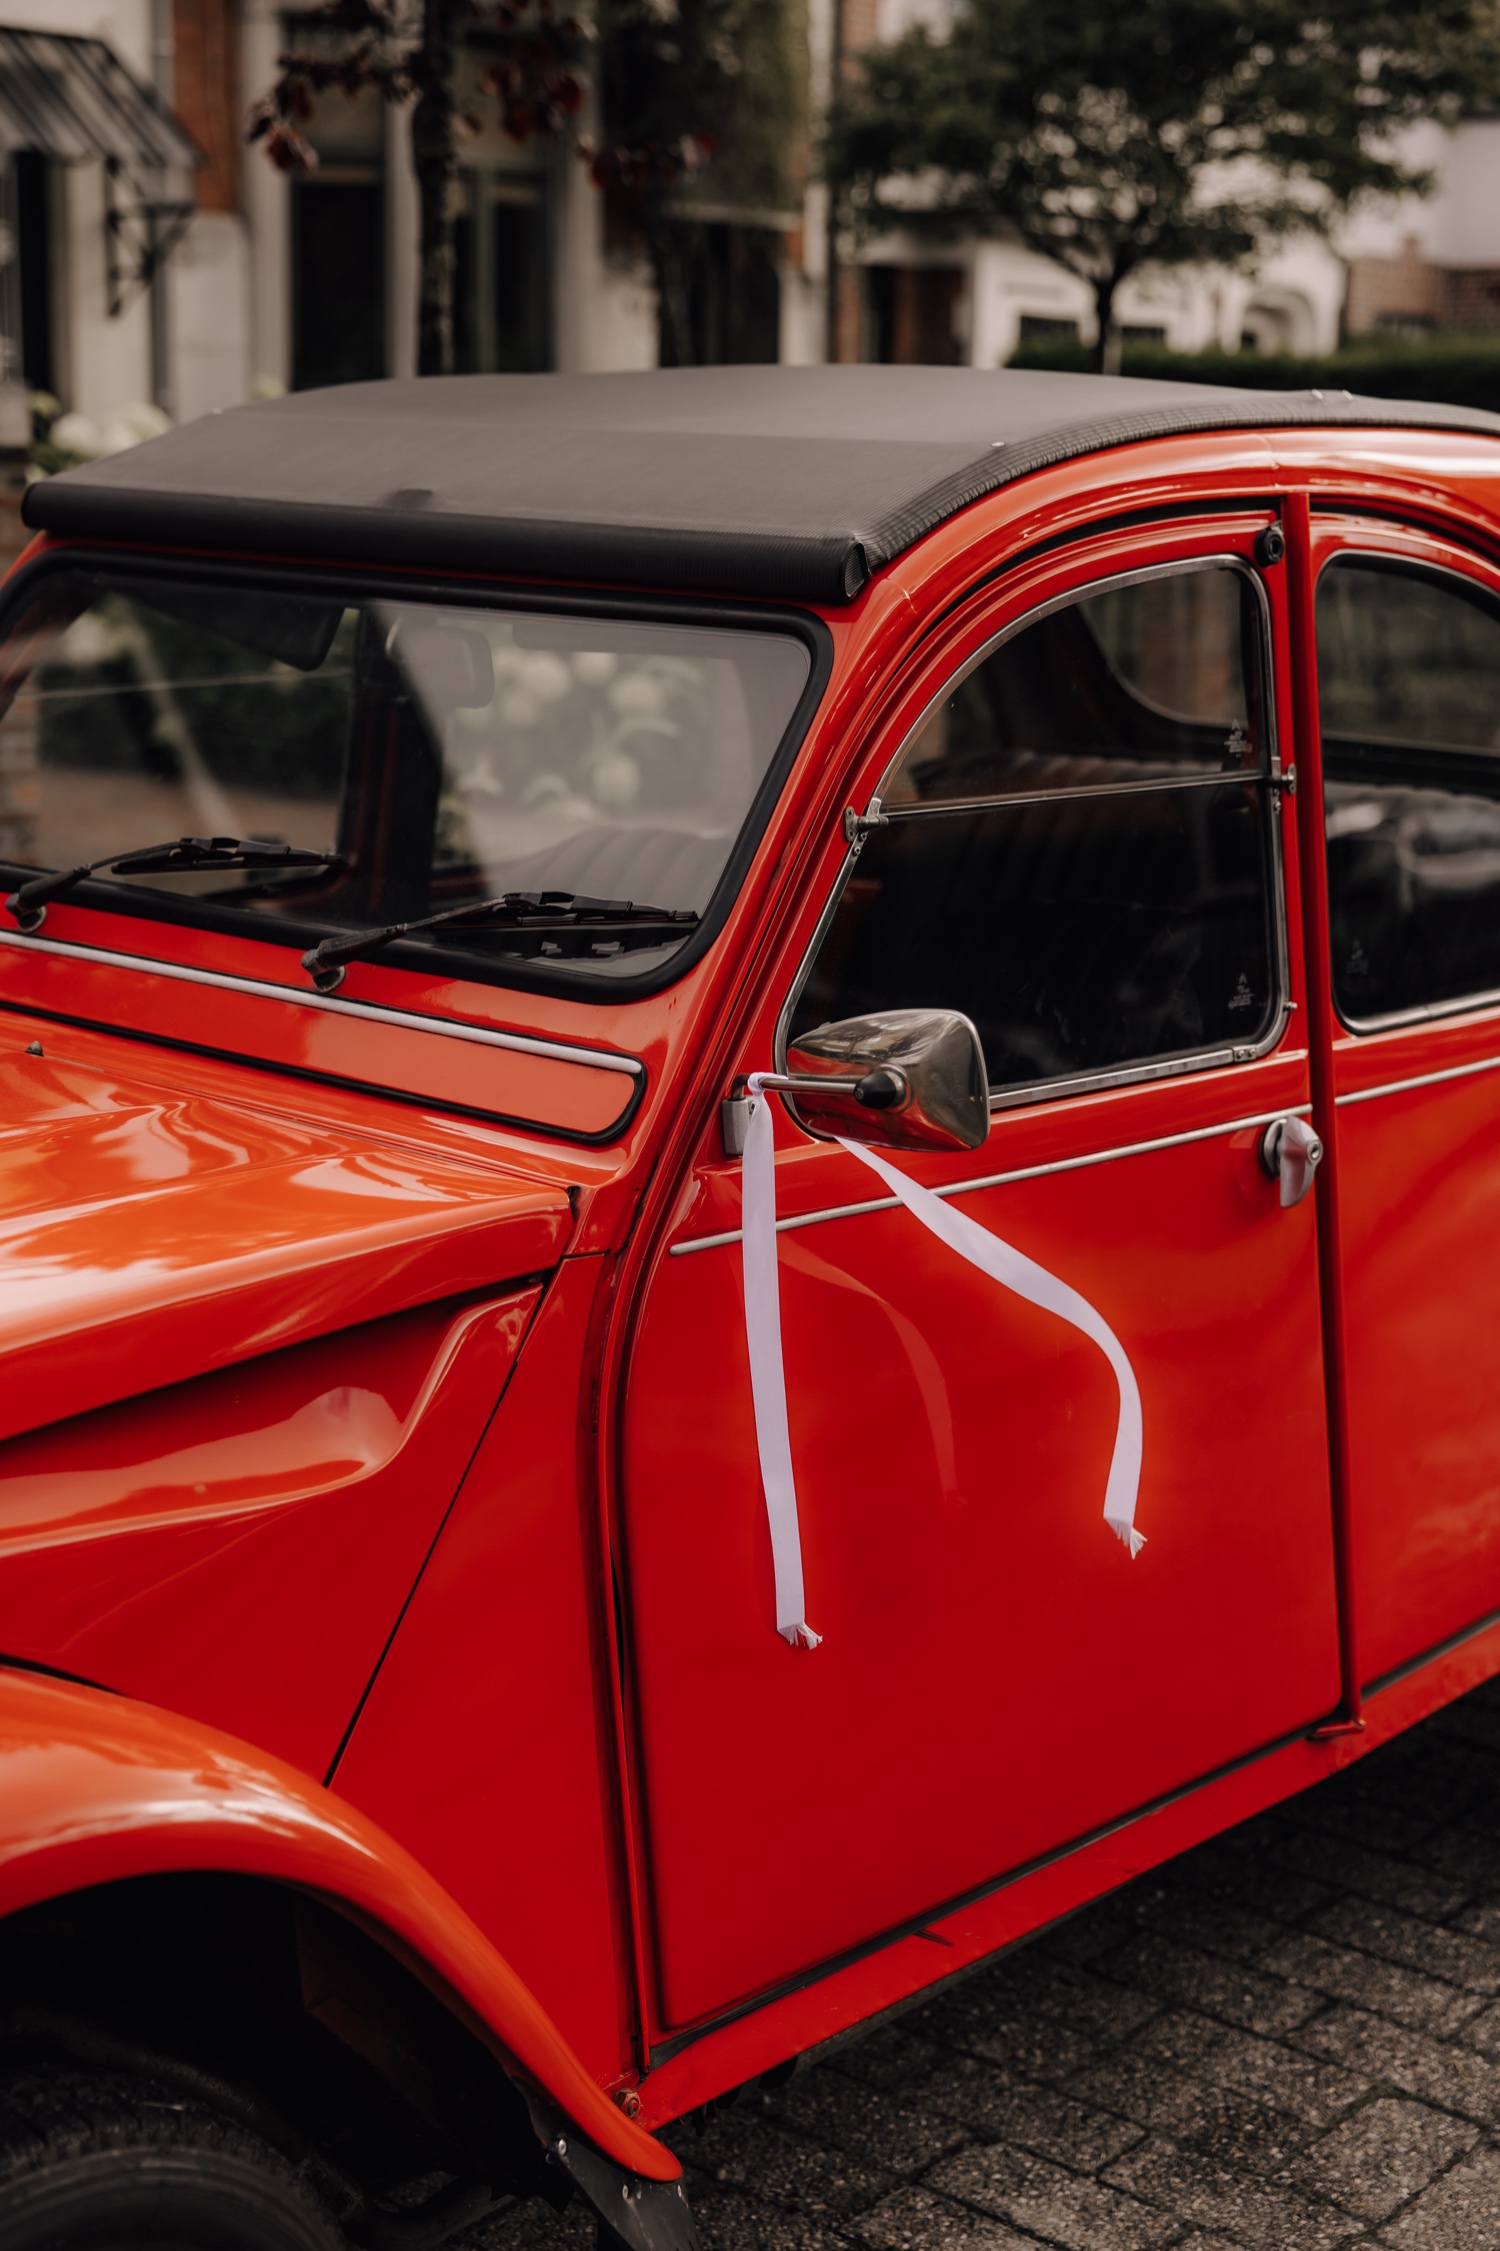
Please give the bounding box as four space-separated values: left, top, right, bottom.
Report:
3 0 1500 455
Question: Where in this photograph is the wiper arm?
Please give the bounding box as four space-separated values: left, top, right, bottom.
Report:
5 837 348 932
302 890 700 991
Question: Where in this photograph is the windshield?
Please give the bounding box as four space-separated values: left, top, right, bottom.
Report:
0 569 813 983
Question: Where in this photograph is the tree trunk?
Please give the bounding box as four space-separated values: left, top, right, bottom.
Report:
1085 275 1121 373
1092 276 1121 376
411 0 463 376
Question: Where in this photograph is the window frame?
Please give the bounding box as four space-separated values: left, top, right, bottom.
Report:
0 546 833 1009
776 552 1292 1114
1317 545 1500 1037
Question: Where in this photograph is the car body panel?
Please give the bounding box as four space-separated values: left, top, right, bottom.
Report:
0 1010 572 1443
0 1281 541 1776
0 1662 679 2179
5 393 1500 2151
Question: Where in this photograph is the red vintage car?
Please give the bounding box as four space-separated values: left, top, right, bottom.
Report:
2 363 1500 2248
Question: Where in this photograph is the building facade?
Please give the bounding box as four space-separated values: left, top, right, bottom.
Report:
3 0 1500 456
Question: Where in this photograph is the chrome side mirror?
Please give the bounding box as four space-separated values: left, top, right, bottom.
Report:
771 1008 990 1153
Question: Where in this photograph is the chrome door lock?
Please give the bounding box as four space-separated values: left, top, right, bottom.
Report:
1260 1115 1324 1207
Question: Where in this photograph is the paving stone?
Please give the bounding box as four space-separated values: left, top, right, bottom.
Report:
919 1961 1157 2077
1165 1837 1337 1924
1033 1903 1139 1966
916 2064 1143 2169
1378 2140 1500 2246
1095 1931 1324 2036
681 2183 851 2251
677 2111 898 2217
1119 1887 1289 1967
1290 2095 1477 2220
1254 1819 1471 1922
767 2075 966 2175
1069 2052 1308 2168
930 2143 1176 2251
1129 2009 1369 2126
1099 2138 1363 2249
457 2199 595 2251
1261 1931 1487 2036
833 2018 952 2093
1461 2001 1500 2058
1308 1895 1500 1994
1294 2001 1500 2120
848 2185 1036 2250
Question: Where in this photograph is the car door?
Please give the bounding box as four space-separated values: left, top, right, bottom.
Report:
1312 525 1500 1685
620 531 1341 2034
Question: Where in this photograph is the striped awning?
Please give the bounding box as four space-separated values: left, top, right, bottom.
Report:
0 25 199 171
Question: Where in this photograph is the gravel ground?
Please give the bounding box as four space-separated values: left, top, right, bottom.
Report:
471 1673 1500 2251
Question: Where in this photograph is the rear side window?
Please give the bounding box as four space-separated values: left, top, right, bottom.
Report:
0 569 812 986
787 561 1280 1099
1318 557 1500 1023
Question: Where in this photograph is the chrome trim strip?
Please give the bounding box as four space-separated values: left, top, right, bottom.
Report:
1337 1052 1500 1106
877 770 1263 820
0 928 645 1078
669 1103 1310 1255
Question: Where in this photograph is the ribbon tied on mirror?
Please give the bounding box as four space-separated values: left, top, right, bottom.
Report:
740 1075 1145 1650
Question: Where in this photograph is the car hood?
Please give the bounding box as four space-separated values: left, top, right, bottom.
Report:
0 1031 572 1444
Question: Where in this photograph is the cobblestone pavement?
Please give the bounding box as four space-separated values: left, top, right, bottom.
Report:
473 1675 1500 2251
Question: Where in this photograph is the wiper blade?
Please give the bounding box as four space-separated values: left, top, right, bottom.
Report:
302 890 700 991
5 836 347 932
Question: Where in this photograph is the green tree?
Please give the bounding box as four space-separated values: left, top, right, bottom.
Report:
594 0 804 363
252 0 795 376
824 0 1500 372
252 0 590 377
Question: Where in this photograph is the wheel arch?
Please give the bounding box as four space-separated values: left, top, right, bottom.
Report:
0 1665 675 2184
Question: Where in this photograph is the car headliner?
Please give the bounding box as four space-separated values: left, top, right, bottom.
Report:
24 365 1500 606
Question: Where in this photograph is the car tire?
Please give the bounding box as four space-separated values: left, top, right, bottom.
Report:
0 2064 348 2251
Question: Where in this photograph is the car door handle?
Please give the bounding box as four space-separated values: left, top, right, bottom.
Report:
1260 1115 1324 1207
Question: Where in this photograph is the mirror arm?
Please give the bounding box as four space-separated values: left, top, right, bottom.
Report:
722 1066 908 1156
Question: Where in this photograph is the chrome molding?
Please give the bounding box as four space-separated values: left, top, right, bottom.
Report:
0 928 645 1078
1336 1052 1500 1107
669 1102 1312 1255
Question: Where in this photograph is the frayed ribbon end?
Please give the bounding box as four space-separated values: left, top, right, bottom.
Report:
778 1621 823 1649
1107 1520 1146 1559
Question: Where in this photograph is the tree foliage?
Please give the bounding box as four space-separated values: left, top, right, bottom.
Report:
824 0 1500 369
251 0 593 375
595 0 804 360
251 0 801 374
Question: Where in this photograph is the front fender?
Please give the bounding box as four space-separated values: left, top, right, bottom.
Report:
0 1665 677 2182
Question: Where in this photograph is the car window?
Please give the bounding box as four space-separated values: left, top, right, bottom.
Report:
786 561 1279 1098
1317 557 1500 1024
0 570 812 983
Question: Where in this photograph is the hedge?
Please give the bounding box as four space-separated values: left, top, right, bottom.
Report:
1005 332 1500 414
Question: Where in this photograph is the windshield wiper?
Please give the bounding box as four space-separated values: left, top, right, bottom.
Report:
5 837 348 932
302 891 700 991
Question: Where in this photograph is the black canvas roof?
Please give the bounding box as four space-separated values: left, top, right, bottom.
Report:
25 365 1500 605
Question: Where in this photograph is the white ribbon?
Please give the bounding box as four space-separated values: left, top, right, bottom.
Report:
835 1139 1145 1561
740 1080 1145 1650
742 1082 822 1646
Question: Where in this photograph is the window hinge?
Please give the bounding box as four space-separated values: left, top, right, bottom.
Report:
843 796 888 844
1270 764 1297 797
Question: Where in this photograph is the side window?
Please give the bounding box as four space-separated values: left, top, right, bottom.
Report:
788 562 1279 1099
1318 557 1500 1023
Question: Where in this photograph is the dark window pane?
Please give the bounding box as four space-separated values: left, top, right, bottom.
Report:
791 564 1278 1094
893 566 1264 806
291 179 385 391
0 574 810 982
1318 559 1500 1020
791 783 1274 1091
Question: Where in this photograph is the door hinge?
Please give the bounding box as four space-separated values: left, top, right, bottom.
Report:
843 796 888 844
